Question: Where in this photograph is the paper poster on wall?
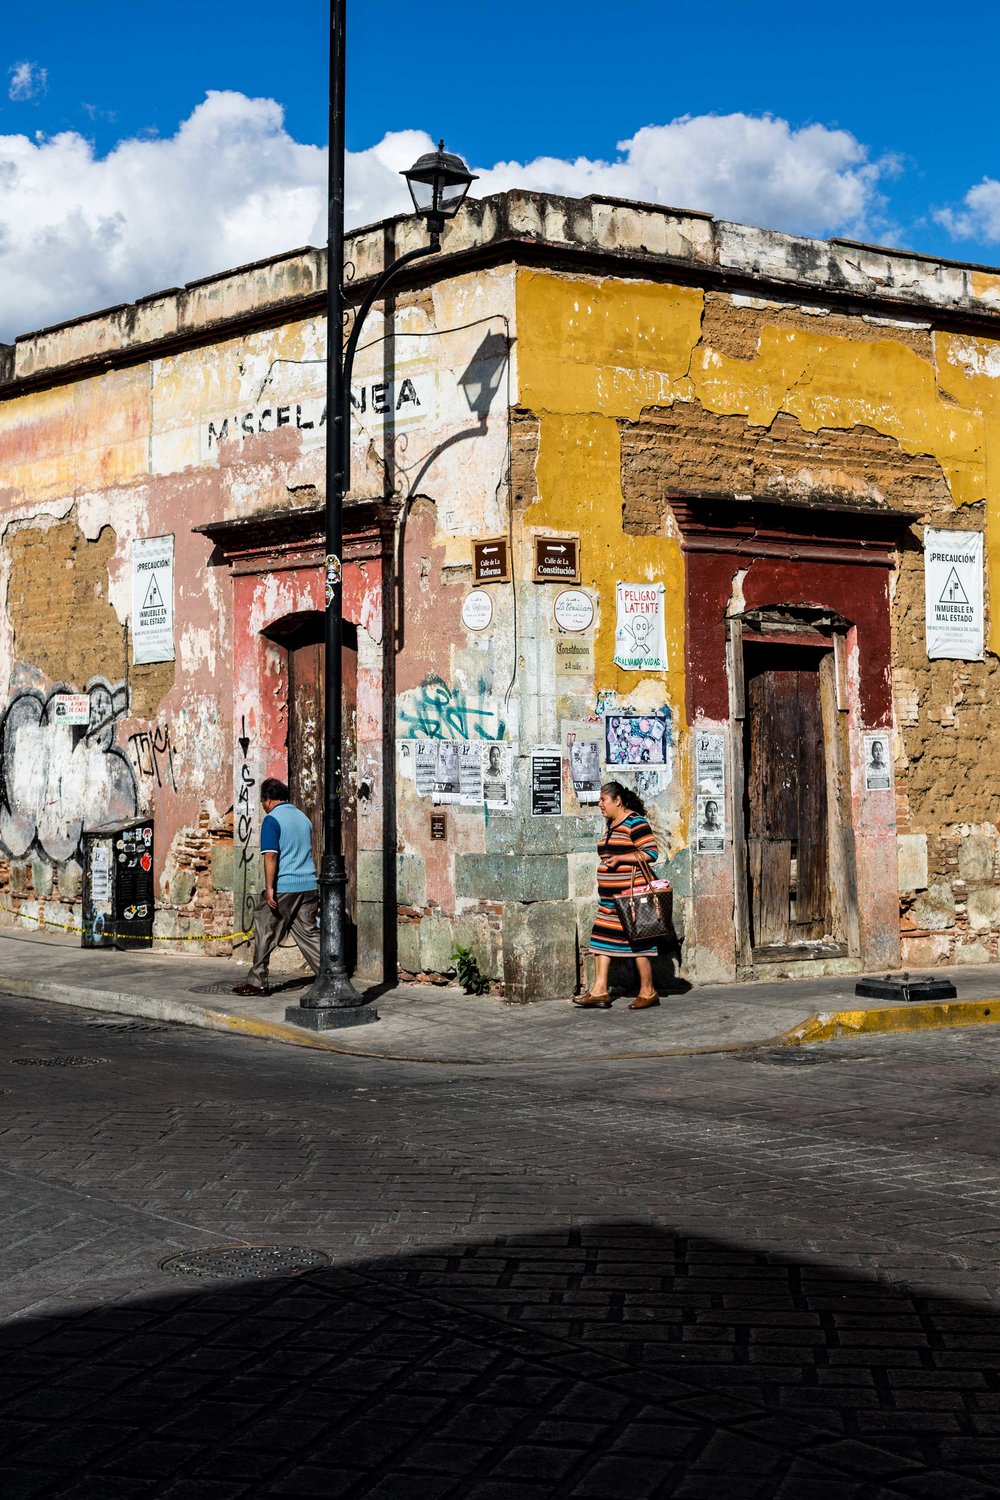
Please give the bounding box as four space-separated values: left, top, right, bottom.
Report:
132 535 175 665
433 743 461 804
696 795 725 853
483 744 513 810
695 731 725 796
414 742 437 798
568 739 601 803
52 694 91 727
925 529 983 661
614 582 667 671
863 731 892 791
531 746 563 816
605 714 669 766
459 742 484 805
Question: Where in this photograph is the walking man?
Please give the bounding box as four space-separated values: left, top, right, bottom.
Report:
233 778 321 997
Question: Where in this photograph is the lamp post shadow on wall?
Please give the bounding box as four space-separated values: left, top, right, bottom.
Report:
286 0 476 1031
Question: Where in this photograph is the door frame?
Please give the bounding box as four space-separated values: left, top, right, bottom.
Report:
728 608 860 973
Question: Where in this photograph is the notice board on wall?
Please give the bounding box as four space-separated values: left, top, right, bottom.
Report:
924 529 983 661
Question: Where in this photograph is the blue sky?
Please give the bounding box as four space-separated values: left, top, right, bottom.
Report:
1 0 999 338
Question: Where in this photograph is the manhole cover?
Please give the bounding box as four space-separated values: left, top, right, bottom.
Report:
751 1048 826 1067
189 982 245 996
161 1245 331 1280
11 1056 109 1068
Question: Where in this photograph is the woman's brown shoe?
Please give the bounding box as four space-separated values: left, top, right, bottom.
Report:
628 993 660 1010
572 992 614 1009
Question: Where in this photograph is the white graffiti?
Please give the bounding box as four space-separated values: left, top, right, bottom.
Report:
0 679 138 863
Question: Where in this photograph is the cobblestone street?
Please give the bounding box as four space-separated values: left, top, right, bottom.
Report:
2 994 1000 1497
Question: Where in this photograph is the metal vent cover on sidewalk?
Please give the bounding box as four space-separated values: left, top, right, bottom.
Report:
160 1246 331 1280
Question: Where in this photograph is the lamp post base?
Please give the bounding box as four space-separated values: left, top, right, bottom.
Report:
285 1002 379 1030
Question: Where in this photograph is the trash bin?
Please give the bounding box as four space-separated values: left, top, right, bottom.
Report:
81 818 154 950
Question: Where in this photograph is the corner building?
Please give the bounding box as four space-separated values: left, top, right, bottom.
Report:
1 191 999 998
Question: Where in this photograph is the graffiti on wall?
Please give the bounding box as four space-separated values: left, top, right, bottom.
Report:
0 679 138 863
128 724 177 791
397 675 506 741
235 714 256 941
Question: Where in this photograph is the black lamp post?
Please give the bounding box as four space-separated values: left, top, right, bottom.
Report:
287 0 476 1031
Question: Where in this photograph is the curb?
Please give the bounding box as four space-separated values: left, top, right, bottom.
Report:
778 998 1000 1046
4 973 1000 1066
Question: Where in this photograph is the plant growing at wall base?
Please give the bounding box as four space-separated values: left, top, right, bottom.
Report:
451 943 490 995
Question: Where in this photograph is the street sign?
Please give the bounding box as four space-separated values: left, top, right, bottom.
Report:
472 537 510 584
533 536 580 583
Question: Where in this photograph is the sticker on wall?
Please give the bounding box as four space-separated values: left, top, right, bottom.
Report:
695 732 725 797
483 744 513 810
925 529 983 661
461 590 494 632
696 795 725 853
605 714 669 767
863 731 892 791
531 746 563 816
554 589 595 633
132 535 175 664
614 582 667 671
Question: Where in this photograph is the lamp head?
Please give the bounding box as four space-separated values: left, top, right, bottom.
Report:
402 140 477 237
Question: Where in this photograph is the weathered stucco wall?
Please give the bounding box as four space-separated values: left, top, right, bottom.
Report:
514 267 1000 978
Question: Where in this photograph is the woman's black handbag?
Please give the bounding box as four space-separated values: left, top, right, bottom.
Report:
613 855 673 944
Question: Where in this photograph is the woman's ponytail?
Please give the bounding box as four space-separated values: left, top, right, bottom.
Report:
600 779 647 818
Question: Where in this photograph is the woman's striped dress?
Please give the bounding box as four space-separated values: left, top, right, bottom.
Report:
589 813 660 956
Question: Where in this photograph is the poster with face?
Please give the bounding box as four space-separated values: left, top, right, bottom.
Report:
433 742 461 804
482 743 513 811
605 714 668 766
569 739 601 803
863 731 892 791
696 795 725 852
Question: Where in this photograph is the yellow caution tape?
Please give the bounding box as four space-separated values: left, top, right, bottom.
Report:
0 902 253 944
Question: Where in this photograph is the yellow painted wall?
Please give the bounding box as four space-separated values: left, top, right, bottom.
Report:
516 267 1000 675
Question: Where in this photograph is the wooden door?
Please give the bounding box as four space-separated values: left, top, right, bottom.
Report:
744 645 833 954
287 634 358 931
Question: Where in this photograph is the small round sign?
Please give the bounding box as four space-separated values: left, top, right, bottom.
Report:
553 589 595 633
461 590 494 631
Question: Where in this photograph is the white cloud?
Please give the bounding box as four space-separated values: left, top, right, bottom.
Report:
936 180 1000 244
0 95 893 344
475 114 891 240
7 61 47 103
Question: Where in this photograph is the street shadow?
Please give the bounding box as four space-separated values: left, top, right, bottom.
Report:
1 1220 996 1497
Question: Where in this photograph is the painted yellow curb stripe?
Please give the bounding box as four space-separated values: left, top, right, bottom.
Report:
780 999 1000 1046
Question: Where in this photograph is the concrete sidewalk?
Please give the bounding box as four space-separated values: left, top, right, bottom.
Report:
3 923 1000 1064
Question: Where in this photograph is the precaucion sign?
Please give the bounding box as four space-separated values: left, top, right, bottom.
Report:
614 582 667 671
132 535 175 665
925 529 983 661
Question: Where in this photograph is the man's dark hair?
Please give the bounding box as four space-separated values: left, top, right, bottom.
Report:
261 778 289 802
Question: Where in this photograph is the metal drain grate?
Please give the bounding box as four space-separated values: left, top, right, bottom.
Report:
87 1020 169 1033
11 1056 109 1067
161 1245 331 1280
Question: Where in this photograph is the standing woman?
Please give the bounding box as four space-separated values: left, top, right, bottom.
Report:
573 780 661 1011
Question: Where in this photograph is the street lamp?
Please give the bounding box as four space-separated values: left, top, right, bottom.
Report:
287 0 476 1031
